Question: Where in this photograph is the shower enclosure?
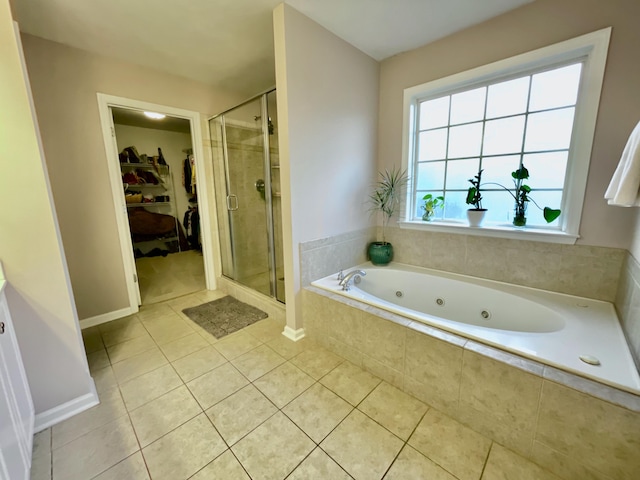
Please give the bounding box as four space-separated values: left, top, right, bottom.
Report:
210 90 285 303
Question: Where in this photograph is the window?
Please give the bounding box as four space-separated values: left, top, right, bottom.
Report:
402 28 611 242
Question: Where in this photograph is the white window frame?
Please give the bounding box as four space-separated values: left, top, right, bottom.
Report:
400 27 611 244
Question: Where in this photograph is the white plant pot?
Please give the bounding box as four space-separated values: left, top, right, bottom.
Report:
467 209 487 227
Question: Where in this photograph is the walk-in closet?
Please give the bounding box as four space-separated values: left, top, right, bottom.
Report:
112 107 205 304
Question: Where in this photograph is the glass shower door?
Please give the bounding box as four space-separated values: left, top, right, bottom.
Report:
212 98 271 297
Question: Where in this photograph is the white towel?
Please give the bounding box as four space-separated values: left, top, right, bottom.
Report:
605 120 640 207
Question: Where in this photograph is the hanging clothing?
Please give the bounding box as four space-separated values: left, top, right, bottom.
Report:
183 156 192 194
189 155 197 195
183 207 200 250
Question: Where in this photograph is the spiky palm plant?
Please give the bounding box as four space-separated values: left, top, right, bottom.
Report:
368 166 408 243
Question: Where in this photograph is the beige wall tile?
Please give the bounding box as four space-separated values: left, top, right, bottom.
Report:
327 336 363 367
458 349 542 457
404 329 463 414
530 441 614 480
362 354 404 389
361 311 406 371
536 380 640 480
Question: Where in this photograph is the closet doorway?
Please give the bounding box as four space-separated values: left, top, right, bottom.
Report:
98 95 216 310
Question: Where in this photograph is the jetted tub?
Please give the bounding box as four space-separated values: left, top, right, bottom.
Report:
311 262 640 394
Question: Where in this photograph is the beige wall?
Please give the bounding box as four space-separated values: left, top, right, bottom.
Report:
273 4 379 331
21 34 244 319
1 6 93 414
378 0 640 249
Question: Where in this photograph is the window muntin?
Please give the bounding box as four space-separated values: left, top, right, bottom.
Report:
412 62 583 228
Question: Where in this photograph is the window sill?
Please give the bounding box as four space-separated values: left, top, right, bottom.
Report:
398 220 579 245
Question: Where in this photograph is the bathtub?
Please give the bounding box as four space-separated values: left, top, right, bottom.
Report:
311 262 640 395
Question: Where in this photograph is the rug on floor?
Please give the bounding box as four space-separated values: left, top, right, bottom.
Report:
182 296 268 339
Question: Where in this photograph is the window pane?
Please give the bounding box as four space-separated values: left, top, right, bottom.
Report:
483 115 526 155
446 158 479 190
522 152 568 189
530 63 582 111
481 155 521 189
519 190 563 227
486 76 530 119
417 161 445 190
420 96 450 130
442 191 467 220
482 190 516 223
450 87 486 125
415 191 444 219
525 107 575 152
448 123 482 158
418 128 447 161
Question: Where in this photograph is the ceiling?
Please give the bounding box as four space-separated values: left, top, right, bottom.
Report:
12 0 533 97
112 107 191 134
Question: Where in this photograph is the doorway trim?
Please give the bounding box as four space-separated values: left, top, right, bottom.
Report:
96 93 217 313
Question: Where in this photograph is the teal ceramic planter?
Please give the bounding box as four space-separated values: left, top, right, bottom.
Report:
368 242 393 266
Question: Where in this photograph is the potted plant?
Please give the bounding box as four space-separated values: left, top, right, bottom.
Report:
465 168 487 227
485 164 561 227
367 166 408 265
421 194 444 221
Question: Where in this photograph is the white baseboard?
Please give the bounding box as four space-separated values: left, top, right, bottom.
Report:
282 326 305 342
34 380 99 433
80 307 134 329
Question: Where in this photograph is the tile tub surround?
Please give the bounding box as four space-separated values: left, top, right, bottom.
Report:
303 286 640 480
299 227 377 286
381 226 625 302
615 251 640 371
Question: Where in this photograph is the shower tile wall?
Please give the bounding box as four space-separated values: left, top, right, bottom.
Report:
615 252 640 369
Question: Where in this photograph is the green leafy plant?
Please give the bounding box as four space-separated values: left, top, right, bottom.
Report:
421 194 444 221
484 164 561 227
465 169 485 210
368 166 409 243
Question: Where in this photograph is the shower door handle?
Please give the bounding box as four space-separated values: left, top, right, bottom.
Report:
226 194 238 211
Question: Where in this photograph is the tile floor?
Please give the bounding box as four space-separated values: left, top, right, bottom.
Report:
136 250 205 305
31 290 561 480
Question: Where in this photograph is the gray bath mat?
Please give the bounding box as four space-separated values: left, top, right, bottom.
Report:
182 296 268 339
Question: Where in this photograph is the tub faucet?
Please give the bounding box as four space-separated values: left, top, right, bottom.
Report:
339 269 366 291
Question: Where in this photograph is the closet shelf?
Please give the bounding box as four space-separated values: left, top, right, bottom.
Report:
120 163 168 170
